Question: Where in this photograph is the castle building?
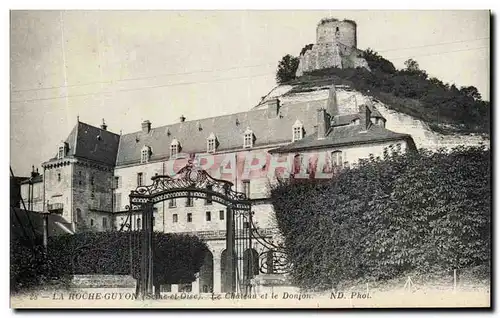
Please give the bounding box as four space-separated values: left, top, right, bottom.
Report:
20 84 416 294
296 18 370 76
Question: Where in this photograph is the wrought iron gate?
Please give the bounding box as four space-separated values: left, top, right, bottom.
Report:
125 160 290 298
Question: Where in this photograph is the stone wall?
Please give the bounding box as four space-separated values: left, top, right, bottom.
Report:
297 19 367 76
72 161 114 230
316 20 357 48
44 164 73 219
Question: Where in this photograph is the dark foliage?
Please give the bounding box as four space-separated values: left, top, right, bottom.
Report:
295 53 490 133
11 231 208 292
282 47 490 134
276 54 300 84
271 146 490 291
362 48 396 74
10 236 49 293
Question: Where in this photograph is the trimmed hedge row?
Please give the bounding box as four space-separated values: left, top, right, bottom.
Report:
271 146 490 291
11 231 209 292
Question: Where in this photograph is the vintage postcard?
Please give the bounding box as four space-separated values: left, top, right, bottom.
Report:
10 10 491 309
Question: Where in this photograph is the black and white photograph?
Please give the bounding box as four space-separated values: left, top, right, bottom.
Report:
8 9 491 309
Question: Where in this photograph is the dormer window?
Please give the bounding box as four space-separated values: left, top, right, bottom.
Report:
58 142 67 159
207 133 217 153
170 139 180 158
243 128 254 149
141 146 151 163
292 120 304 142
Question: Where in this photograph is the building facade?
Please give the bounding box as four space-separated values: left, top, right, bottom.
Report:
22 84 416 294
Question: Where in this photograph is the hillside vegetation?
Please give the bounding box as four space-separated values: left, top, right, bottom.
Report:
270 146 490 291
276 49 490 134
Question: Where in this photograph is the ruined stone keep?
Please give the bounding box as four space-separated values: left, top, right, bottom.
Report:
296 18 370 76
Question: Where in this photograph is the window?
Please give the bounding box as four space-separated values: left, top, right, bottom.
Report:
57 173 61 182
332 151 343 167
102 217 108 229
205 185 213 205
170 139 180 158
173 214 178 223
186 193 193 207
137 218 141 230
293 154 309 175
160 284 172 293
206 211 211 222
293 127 303 141
113 193 121 212
141 146 150 163
242 180 250 199
90 219 94 227
292 120 304 141
187 213 193 223
137 173 143 186
114 176 119 189
78 171 82 177
58 146 65 159
207 133 217 153
219 210 225 220
243 128 253 148
75 208 81 223
243 221 249 228
178 283 192 293
90 175 94 185
168 198 176 208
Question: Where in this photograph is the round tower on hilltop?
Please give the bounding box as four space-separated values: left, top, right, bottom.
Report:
316 18 357 48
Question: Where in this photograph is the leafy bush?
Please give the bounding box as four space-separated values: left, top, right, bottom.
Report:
11 231 209 293
10 236 49 293
271 146 490 291
276 54 300 84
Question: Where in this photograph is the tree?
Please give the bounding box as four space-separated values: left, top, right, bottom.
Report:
363 48 396 74
404 58 420 72
276 54 300 84
460 86 482 101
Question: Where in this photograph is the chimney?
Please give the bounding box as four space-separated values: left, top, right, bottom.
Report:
141 120 151 133
358 105 372 130
267 98 280 118
180 115 186 123
316 108 330 139
326 84 339 117
100 118 107 131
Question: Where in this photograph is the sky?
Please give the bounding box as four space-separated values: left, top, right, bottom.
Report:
9 10 490 176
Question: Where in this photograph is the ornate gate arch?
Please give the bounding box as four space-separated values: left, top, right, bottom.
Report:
128 160 256 298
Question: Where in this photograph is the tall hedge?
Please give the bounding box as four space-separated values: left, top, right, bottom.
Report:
11 231 209 292
271 146 490 290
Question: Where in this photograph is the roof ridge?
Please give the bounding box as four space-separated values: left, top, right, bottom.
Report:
78 120 121 137
120 107 272 137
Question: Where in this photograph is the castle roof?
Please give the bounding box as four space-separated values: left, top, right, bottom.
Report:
269 122 415 154
116 100 325 166
44 121 120 166
44 90 410 168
